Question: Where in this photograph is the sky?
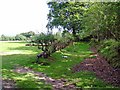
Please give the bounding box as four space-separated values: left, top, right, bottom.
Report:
0 0 55 36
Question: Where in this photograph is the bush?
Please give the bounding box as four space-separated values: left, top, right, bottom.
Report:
98 39 120 68
89 38 100 47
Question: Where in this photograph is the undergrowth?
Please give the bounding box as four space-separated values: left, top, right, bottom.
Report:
98 39 120 68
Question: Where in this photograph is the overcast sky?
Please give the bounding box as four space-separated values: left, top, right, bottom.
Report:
0 0 52 36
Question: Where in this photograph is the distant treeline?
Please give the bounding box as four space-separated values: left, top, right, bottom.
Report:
0 31 35 41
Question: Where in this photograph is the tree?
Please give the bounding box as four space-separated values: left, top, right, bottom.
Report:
33 31 74 63
15 34 27 41
9 36 15 41
47 2 86 40
33 33 56 63
0 34 16 41
0 34 8 41
34 33 55 56
20 31 35 39
81 2 120 41
79 2 120 68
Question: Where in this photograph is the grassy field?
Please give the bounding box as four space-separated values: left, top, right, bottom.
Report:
1 41 113 89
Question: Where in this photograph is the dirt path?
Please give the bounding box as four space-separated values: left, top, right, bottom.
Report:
2 47 120 89
72 47 120 87
2 66 77 90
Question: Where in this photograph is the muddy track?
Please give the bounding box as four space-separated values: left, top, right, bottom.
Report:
72 47 120 87
2 66 77 90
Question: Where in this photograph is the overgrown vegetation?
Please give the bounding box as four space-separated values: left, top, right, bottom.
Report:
98 39 120 68
47 1 120 68
80 2 120 68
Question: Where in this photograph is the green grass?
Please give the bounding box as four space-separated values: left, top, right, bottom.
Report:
1 41 114 89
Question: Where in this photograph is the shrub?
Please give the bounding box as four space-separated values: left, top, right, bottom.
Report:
89 38 100 47
98 39 120 68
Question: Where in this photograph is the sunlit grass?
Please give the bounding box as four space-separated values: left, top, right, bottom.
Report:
1 41 114 88
0 41 40 54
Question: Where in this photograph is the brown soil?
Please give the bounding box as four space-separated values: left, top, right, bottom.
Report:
2 79 17 89
2 47 120 89
2 66 77 90
72 47 120 87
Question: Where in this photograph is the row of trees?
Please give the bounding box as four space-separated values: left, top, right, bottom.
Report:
81 2 120 41
47 2 120 41
0 31 35 41
46 2 120 67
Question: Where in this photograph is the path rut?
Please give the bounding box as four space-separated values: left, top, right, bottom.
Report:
3 66 77 90
72 47 120 87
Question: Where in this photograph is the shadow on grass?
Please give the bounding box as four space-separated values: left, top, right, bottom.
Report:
2 42 114 88
2 52 110 88
2 68 52 89
2 53 53 89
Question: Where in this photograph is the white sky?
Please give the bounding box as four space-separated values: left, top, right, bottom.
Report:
0 0 56 36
